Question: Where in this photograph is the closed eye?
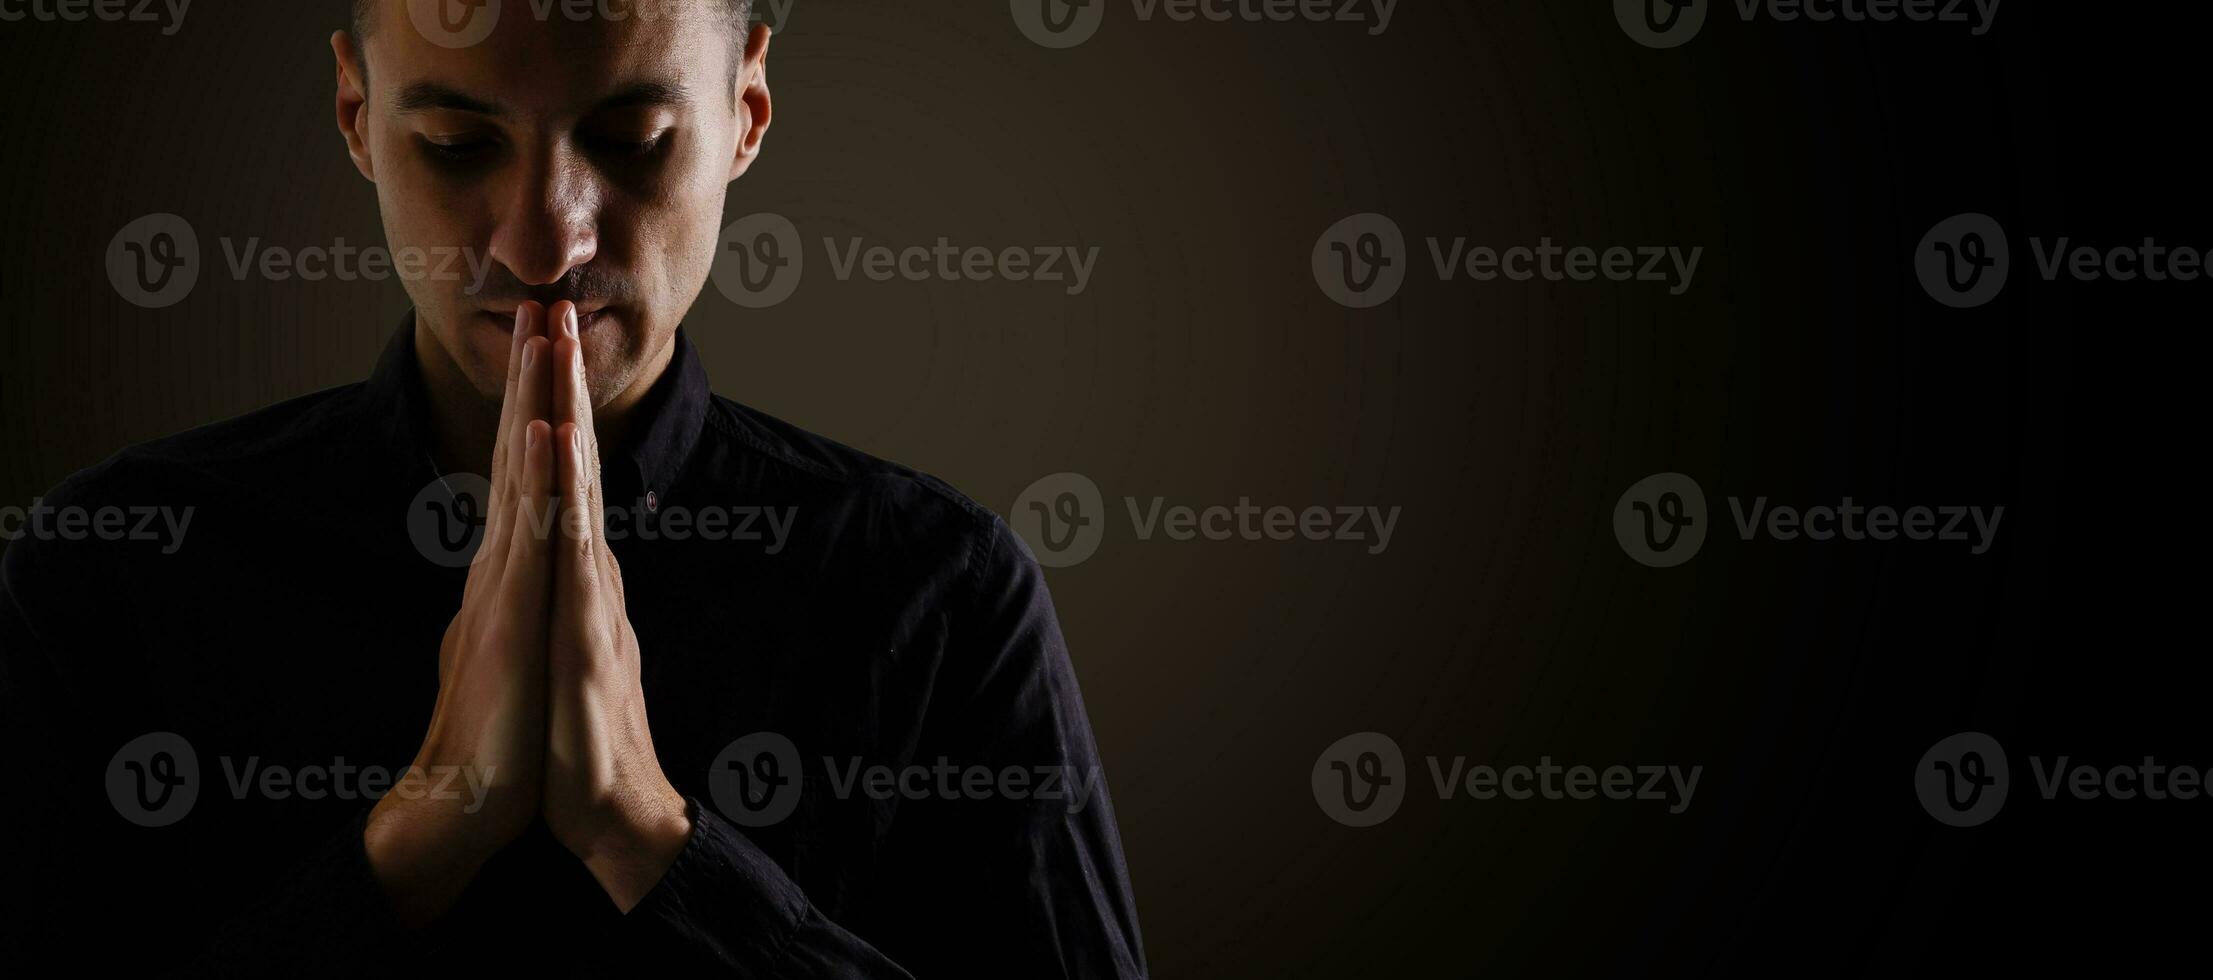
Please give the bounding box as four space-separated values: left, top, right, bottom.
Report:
418 134 499 165
587 130 670 159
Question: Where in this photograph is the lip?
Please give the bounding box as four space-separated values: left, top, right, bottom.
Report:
478 305 616 332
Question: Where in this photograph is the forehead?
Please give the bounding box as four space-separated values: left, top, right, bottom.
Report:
366 0 733 114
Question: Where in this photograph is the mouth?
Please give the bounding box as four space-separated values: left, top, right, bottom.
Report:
478 305 617 333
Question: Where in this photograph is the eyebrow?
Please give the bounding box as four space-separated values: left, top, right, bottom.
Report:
392 81 694 118
393 82 502 116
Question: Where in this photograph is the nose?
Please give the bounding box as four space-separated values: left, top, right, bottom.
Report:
485 144 600 287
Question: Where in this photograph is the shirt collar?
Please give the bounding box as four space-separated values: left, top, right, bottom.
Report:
612 323 712 504
358 311 712 504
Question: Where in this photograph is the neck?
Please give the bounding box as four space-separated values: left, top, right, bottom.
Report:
413 315 674 478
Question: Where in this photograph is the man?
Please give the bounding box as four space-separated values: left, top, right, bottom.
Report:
0 1 1146 974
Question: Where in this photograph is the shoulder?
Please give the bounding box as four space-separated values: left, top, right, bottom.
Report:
2 384 364 593
691 394 1036 592
29 383 364 513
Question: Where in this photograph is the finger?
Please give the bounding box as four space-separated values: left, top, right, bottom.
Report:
500 419 557 621
550 303 608 550
487 303 541 503
487 302 533 488
553 421 608 642
478 302 544 565
502 336 554 574
500 303 548 500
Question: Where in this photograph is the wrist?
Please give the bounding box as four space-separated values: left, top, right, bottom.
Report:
363 793 502 928
569 787 692 912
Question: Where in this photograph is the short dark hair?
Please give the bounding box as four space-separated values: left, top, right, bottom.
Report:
350 0 758 46
349 0 758 91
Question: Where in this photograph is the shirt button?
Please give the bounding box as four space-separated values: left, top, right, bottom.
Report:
645 490 660 513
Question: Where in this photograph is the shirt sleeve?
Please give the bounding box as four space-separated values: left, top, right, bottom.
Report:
611 794 914 976
605 515 1148 978
0 524 408 975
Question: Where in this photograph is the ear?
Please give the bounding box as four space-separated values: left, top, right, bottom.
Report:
332 31 376 182
728 24 774 182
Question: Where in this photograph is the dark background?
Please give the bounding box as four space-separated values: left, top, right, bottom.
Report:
1 1 2204 974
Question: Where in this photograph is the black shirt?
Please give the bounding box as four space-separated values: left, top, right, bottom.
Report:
0 318 1147 977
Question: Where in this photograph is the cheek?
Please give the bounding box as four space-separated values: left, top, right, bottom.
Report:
642 147 735 287
373 135 491 254
578 327 649 405
647 197 728 299
605 202 721 320
378 181 496 325
378 176 470 270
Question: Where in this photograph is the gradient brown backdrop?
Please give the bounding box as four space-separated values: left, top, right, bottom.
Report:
3 1 2206 975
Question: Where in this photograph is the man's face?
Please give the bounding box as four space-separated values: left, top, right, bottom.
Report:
341 0 764 407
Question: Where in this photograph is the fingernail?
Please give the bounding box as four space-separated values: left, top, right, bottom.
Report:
527 424 542 451
522 340 536 368
563 306 578 339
